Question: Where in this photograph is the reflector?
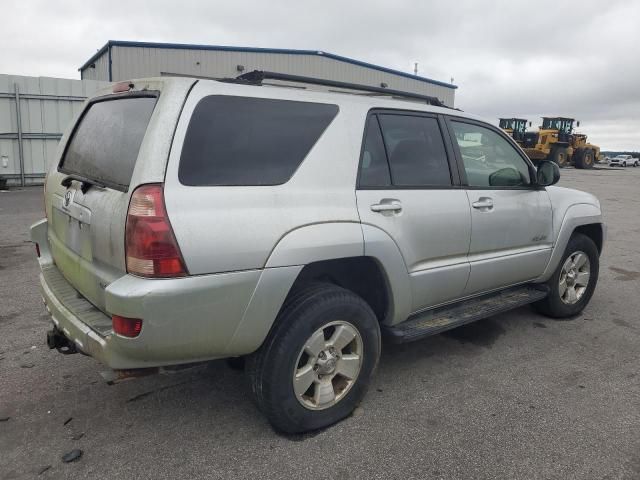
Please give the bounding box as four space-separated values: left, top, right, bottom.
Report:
112 315 143 338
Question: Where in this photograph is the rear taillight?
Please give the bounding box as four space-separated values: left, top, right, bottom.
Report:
125 184 187 278
112 315 143 337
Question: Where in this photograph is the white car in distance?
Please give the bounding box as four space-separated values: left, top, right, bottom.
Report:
609 155 638 167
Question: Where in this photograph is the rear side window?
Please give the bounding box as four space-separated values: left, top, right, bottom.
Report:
378 115 451 186
179 96 339 186
59 96 157 190
359 116 391 187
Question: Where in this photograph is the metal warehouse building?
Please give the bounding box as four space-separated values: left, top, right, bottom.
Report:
79 40 457 106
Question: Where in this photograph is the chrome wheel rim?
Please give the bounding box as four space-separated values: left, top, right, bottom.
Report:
293 321 363 411
559 251 591 305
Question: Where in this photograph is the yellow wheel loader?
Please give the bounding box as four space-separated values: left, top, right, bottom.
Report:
499 118 530 145
522 117 600 169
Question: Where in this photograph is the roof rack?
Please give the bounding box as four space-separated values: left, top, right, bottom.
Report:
233 70 448 108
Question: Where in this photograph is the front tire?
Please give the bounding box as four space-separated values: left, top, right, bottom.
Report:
550 147 569 168
534 233 599 318
246 283 381 433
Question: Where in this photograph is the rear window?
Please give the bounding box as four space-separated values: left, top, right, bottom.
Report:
59 96 157 190
178 96 338 186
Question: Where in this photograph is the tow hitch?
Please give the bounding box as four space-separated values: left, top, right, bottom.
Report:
46 328 78 355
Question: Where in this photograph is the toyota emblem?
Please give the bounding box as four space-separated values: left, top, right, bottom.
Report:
63 190 72 208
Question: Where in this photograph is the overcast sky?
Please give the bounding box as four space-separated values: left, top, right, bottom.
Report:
2 0 638 150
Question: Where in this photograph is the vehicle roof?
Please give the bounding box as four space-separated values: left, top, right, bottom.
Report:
90 76 486 125
220 77 483 120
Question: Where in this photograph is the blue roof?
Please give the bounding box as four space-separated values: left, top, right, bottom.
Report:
79 40 457 89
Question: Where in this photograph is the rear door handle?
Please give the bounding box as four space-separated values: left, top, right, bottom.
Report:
371 201 402 213
472 197 494 210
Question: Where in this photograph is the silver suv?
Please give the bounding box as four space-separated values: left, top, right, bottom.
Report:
32 73 605 433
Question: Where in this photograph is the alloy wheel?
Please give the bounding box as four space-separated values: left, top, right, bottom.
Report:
293 321 363 410
559 251 591 305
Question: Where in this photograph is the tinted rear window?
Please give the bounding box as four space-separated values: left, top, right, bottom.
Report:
179 96 339 186
59 96 157 190
378 114 451 186
359 115 391 187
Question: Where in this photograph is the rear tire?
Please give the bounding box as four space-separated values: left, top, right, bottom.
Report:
550 147 569 168
574 149 594 169
534 233 599 318
246 283 381 433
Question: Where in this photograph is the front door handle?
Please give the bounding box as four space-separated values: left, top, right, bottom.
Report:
472 197 494 210
371 201 402 213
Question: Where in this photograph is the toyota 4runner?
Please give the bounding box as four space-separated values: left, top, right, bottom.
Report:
31 73 605 433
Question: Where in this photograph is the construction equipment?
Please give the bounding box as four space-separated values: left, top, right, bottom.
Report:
522 117 600 169
499 118 530 144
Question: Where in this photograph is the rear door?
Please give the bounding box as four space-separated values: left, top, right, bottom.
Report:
445 117 553 295
356 111 471 312
45 79 195 312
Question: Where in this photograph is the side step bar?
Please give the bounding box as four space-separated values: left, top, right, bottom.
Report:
384 285 548 344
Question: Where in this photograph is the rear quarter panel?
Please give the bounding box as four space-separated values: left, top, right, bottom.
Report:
163 82 365 274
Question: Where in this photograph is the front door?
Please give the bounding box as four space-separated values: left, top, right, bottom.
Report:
446 119 553 295
356 112 471 312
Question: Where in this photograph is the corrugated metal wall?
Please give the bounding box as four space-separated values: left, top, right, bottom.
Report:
80 50 110 82
86 45 455 106
0 74 109 186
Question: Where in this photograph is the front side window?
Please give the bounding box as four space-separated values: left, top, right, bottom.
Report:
179 96 338 186
378 114 451 186
451 121 531 187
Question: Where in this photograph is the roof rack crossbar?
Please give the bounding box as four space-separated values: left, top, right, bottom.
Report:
235 70 447 107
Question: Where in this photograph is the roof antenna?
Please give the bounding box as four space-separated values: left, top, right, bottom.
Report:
414 62 418 75
451 77 454 84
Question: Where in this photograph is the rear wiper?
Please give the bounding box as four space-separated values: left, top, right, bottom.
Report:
61 174 106 193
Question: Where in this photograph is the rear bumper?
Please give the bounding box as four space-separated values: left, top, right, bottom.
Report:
31 219 266 369
39 267 113 362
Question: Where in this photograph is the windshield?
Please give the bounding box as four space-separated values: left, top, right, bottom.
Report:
59 96 157 190
542 118 573 134
514 120 526 133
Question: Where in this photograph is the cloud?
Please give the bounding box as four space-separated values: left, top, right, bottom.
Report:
1 0 637 149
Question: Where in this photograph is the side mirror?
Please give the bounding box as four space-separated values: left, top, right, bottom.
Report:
528 121 532 127
536 160 560 186
576 121 580 127
489 167 524 187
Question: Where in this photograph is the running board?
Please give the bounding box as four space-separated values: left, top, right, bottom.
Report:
384 285 548 344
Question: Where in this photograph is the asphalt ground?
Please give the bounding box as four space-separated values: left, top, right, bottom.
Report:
1 167 639 479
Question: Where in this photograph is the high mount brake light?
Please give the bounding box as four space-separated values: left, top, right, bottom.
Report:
125 184 187 278
113 81 134 93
